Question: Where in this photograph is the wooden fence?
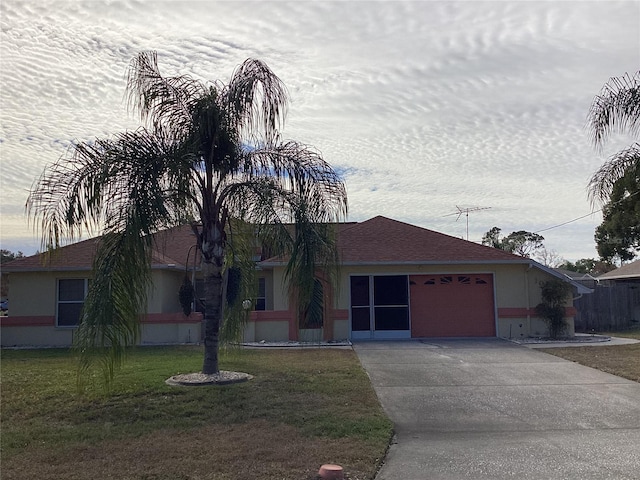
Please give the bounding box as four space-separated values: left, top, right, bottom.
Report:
574 282 640 332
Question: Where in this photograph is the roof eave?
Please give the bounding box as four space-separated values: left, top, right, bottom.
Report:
3 264 187 273
530 261 593 295
258 259 531 268
598 274 640 281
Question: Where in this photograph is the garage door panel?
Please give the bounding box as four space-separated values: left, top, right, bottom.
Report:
410 274 495 337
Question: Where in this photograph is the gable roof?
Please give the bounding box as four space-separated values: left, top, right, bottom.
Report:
258 216 591 294
2 224 197 273
597 259 640 281
1 215 592 296
336 216 525 264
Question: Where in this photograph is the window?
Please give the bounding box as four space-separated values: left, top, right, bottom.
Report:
373 275 409 331
57 279 88 327
255 277 266 311
351 275 409 332
350 276 370 331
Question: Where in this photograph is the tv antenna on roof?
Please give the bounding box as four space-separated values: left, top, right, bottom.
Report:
443 206 492 241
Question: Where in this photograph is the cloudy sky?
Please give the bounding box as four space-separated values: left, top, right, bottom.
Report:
1 1 638 262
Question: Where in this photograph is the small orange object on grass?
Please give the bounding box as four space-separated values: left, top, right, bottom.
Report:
318 464 344 479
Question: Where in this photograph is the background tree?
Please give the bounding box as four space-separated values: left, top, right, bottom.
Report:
594 169 640 262
481 227 545 258
481 227 503 249
533 247 564 268
1 250 24 300
27 51 348 382
588 71 639 262
559 258 616 276
1 249 24 264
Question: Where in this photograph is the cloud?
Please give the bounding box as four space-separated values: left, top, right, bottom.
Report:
0 0 638 262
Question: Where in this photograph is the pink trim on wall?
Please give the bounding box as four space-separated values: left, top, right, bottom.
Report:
141 312 204 324
498 307 577 318
0 316 55 327
333 309 349 321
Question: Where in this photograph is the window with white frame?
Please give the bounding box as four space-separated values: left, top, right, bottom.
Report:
57 279 88 327
255 277 266 311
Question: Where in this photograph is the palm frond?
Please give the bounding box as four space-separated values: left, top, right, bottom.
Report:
587 71 640 149
127 51 206 138
224 58 289 145
219 219 258 344
28 126 200 388
589 143 640 205
27 128 198 251
246 142 348 221
75 229 152 391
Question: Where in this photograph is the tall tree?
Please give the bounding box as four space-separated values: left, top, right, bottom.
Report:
27 52 347 379
594 169 640 262
481 227 545 258
587 71 639 203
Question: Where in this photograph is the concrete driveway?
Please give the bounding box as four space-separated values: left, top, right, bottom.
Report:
354 338 640 480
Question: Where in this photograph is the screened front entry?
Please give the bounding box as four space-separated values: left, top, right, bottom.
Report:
350 275 411 339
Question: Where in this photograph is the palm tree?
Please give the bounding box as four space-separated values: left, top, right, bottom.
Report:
587 71 640 204
27 51 348 379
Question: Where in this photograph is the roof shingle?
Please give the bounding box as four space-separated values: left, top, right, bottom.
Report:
2 224 198 272
3 216 529 272
337 216 525 264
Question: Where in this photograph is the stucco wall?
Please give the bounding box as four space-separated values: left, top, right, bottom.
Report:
2 269 202 347
8 269 186 319
8 271 92 317
271 268 288 311
141 321 201 345
1 324 73 347
300 262 574 339
148 270 184 314
254 320 289 342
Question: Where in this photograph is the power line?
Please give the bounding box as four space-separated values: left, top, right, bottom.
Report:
534 211 600 234
534 190 639 234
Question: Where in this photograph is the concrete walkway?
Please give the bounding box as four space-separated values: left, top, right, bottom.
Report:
354 338 640 479
521 335 640 349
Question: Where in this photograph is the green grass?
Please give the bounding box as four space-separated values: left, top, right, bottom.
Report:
1 346 392 480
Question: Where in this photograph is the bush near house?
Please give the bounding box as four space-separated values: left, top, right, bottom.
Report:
535 279 573 339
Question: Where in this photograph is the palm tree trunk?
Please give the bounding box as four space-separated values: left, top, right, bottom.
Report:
202 260 224 374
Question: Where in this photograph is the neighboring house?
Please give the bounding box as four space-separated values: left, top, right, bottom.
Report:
555 268 598 289
1 216 589 347
597 259 640 284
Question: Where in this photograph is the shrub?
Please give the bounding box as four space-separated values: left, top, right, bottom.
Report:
535 279 572 338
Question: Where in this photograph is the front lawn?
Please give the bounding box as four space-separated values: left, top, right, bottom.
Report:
539 328 640 383
1 346 392 480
